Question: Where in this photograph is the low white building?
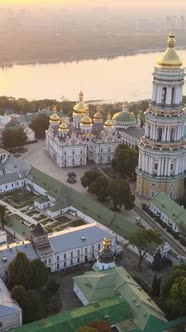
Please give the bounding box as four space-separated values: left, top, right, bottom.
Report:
0 278 22 331
0 222 116 280
150 191 186 236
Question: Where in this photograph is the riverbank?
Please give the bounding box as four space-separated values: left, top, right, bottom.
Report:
1 30 186 68
2 45 186 68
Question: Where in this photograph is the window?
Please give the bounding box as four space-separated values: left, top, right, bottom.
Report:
92 253 94 259
92 245 94 251
71 252 73 257
57 256 60 261
48 258 51 264
64 261 66 267
64 152 66 155
57 263 59 269
77 250 80 256
81 151 82 154
85 248 88 253
154 163 158 170
0 322 3 328
98 244 100 250
44 260 47 264
162 87 167 106
12 183 14 187
71 259 73 265
171 164 173 171
64 253 66 259
72 151 74 155
77 257 80 263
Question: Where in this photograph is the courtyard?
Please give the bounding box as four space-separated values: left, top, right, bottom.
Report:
0 188 87 242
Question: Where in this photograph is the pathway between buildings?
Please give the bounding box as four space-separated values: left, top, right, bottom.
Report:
135 206 186 257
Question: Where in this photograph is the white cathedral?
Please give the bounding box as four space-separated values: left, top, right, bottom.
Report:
46 92 143 167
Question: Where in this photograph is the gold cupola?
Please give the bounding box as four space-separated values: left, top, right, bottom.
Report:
94 106 103 122
157 33 182 67
50 106 60 124
80 112 93 127
73 91 88 114
104 114 113 129
58 118 69 133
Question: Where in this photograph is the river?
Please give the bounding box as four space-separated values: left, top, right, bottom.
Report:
1 50 186 102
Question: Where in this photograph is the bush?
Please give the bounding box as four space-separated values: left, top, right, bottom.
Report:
47 279 60 294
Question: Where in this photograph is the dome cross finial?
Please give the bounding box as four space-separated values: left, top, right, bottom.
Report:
168 32 176 48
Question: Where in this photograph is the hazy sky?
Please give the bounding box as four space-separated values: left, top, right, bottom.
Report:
0 0 186 11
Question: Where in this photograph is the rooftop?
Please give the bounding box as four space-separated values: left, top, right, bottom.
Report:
27 167 139 240
151 192 186 234
0 278 22 319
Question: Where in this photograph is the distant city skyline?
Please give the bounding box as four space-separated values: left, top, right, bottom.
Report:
0 0 186 13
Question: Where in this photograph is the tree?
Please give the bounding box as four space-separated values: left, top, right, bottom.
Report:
88 175 110 201
109 178 135 210
81 170 99 188
152 249 162 271
128 229 163 270
8 252 31 289
161 264 186 318
30 259 48 289
0 204 5 229
111 144 138 177
151 274 162 297
165 278 186 317
29 114 49 139
2 127 27 149
11 285 45 323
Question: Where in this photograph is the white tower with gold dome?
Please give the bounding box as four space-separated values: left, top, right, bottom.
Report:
80 113 93 135
73 91 88 129
136 33 186 199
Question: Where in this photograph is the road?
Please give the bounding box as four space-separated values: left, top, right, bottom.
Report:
135 206 186 257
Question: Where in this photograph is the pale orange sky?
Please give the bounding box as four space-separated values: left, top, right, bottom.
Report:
0 0 186 9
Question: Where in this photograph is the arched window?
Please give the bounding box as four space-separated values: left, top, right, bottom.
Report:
171 87 175 106
162 87 167 107
170 128 175 141
157 127 162 141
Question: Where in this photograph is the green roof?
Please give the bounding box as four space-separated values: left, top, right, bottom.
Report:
112 111 136 123
73 265 166 331
34 196 49 204
151 192 186 234
27 167 139 239
11 297 133 332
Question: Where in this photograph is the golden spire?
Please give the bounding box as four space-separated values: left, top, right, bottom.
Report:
81 112 92 126
104 113 113 128
79 90 83 102
94 106 103 120
103 237 111 249
168 32 176 48
50 106 60 123
157 32 182 67
73 91 88 114
59 118 69 132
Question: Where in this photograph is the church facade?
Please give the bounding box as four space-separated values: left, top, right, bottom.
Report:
45 93 143 167
136 33 186 199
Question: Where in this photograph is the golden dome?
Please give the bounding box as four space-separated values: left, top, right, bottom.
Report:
94 106 103 120
81 113 93 126
59 119 69 132
157 33 182 67
73 91 88 114
104 114 113 128
50 107 60 122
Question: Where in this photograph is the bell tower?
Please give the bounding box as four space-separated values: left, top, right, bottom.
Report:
136 33 186 199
